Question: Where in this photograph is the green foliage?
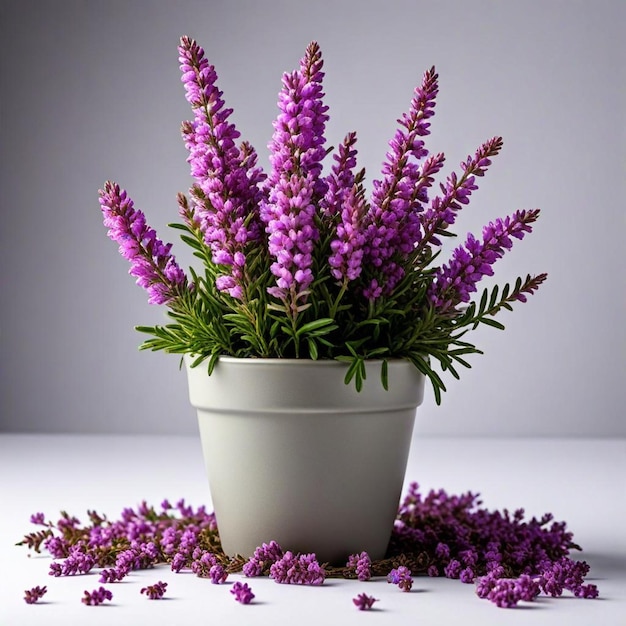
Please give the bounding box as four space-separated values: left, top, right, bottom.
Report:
134 211 544 403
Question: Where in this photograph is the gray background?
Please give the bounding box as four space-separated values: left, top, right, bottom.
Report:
1 0 624 436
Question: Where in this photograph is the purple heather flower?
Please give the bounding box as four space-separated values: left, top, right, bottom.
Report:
99 182 187 305
264 41 329 197
243 541 284 577
30 512 46 525
539 557 595 598
328 184 367 283
209 564 228 584
346 551 372 582
178 36 266 300
427 565 439 577
460 567 475 584
420 137 503 248
24 585 47 604
322 132 358 216
231 581 255 604
263 172 319 308
353 592 378 610
269 551 325 585
191 550 219 577
435 542 450 560
480 574 540 608
387 566 413 592
361 66 440 297
81 586 113 606
140 581 168 600
44 536 69 559
428 209 541 310
444 559 462 579
49 545 95 577
261 42 328 310
170 551 188 573
99 567 126 584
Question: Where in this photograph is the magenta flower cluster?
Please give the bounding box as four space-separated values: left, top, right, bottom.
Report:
387 566 413 591
99 182 187 305
230 581 255 604
81 586 113 606
140 581 168 600
347 551 372 581
23 585 47 604
269 551 326 585
353 592 378 610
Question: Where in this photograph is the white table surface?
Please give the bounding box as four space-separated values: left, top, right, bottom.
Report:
1 434 624 626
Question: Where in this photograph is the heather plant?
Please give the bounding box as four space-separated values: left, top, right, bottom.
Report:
99 36 547 400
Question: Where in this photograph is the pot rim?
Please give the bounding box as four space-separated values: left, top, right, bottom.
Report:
188 355 415 366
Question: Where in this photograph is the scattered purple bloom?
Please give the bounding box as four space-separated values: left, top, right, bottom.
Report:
140 581 168 600
231 581 255 604
460 567 475 584
209 564 228 584
347 551 372 582
30 513 46 526
387 566 413 592
82 586 113 606
49 544 95 577
24 585 47 604
444 558 462 579
243 540 284 577
353 592 378 610
269 551 325 585
99 567 126 583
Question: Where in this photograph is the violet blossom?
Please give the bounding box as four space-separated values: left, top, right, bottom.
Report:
243 540 284 577
81 586 113 606
361 66 441 298
346 551 372 581
231 581 255 604
428 209 541 310
269 551 325 585
353 593 378 610
387 566 413 591
324 133 367 284
99 182 187 305
49 544 95 577
178 36 265 300
24 585 47 604
261 41 328 312
140 581 168 599
419 137 503 248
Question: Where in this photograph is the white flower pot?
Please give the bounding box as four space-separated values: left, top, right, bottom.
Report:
185 356 425 564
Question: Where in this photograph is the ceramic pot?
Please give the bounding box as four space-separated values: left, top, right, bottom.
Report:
185 356 425 564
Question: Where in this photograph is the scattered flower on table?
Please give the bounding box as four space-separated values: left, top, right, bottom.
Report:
140 581 168 599
23 585 47 604
17 483 600 610
81 586 113 606
269 551 326 585
231 581 255 604
353 592 378 610
387 566 413 591
347 551 372 581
